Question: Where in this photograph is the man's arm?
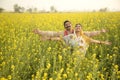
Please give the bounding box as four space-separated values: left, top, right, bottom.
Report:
84 29 107 37
33 29 64 37
39 37 61 41
49 37 61 41
33 29 63 41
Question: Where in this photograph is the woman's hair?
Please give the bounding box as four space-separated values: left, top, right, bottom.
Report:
75 23 91 44
75 23 83 35
75 23 82 27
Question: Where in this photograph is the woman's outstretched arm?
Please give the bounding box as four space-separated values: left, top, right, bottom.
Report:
90 39 111 45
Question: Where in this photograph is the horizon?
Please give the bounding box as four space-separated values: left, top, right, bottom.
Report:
0 0 120 12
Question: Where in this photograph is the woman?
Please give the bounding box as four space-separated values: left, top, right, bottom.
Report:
63 23 111 55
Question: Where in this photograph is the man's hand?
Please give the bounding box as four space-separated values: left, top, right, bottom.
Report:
33 29 40 34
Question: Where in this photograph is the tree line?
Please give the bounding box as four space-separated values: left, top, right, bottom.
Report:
0 4 109 13
0 4 57 13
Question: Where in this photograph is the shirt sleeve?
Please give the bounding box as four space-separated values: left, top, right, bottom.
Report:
40 31 64 37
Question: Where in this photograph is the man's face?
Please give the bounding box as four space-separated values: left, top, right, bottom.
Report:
64 22 72 30
75 25 82 32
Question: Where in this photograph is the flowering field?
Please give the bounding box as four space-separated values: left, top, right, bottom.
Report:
0 12 120 80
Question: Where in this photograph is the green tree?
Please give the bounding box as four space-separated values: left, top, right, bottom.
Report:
99 8 108 12
33 8 37 13
27 8 32 13
20 7 25 12
13 4 25 13
0 8 4 13
50 6 57 12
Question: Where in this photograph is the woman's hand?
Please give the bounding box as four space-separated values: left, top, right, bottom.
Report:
101 41 112 45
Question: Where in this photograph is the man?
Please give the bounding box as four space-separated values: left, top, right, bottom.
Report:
33 20 107 41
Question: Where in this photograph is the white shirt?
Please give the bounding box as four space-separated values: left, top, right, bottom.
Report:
63 32 89 54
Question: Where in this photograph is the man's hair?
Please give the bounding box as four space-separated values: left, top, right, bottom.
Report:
64 20 71 26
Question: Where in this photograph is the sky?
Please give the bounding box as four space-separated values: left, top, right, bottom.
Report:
0 0 120 12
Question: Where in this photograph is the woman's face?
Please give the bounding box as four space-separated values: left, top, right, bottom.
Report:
75 24 82 32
